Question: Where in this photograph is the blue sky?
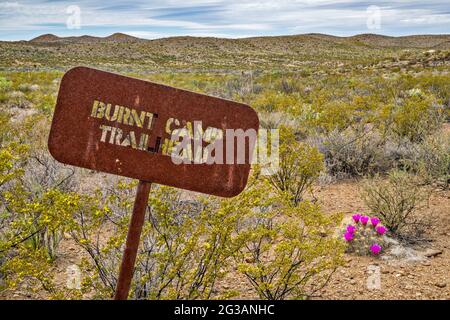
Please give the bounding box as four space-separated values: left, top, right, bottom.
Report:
0 0 449 40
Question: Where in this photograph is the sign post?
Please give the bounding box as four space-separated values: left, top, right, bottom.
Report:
114 180 152 300
48 67 259 300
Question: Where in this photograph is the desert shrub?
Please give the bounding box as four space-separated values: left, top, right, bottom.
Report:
361 170 430 240
0 77 12 92
1 246 55 294
1 113 75 254
0 77 13 103
383 137 419 170
252 91 301 114
383 132 449 189
1 188 80 259
2 72 60 113
0 142 28 190
258 112 297 130
72 177 344 300
275 77 303 94
21 149 75 196
410 73 450 106
4 91 31 109
35 94 56 115
381 94 444 142
295 104 321 130
312 101 357 133
412 135 450 189
0 113 78 294
311 127 388 178
0 112 29 217
0 187 86 297
343 215 388 256
223 73 262 99
18 83 40 93
266 126 324 205
0 113 28 253
71 182 237 299
7 115 75 197
232 179 344 300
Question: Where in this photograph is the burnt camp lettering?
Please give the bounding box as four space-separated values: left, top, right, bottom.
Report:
99 125 150 151
91 100 158 153
161 117 224 164
168 125 257 165
90 100 226 162
91 100 155 129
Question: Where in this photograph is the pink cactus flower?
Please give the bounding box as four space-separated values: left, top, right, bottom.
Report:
352 214 361 223
370 217 380 227
376 225 387 235
344 232 354 241
346 225 357 234
360 216 369 225
370 243 382 255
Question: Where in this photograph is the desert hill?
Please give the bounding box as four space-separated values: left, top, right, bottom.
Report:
1 32 449 72
27 32 450 48
30 32 141 44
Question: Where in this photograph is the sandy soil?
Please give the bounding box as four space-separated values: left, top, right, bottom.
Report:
315 182 449 300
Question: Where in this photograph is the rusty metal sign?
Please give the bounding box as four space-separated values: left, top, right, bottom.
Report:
48 67 259 300
49 67 259 197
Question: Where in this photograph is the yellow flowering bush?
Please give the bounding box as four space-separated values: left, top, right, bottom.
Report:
266 126 324 205
231 178 345 300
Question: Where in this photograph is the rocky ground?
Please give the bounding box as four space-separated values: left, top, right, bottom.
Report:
215 182 450 300
317 182 449 300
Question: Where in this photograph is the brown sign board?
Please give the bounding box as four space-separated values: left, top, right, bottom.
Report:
48 67 259 197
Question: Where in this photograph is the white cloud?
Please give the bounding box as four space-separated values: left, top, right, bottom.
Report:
127 30 255 39
0 1 21 9
0 0 448 39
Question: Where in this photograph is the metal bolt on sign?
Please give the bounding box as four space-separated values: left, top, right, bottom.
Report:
48 67 259 300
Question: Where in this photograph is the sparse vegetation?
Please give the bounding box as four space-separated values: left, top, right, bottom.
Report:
233 179 344 300
361 170 431 240
0 33 449 300
266 126 324 205
70 183 238 300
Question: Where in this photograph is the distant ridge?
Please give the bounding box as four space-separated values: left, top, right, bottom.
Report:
2 31 449 72
30 34 61 42
104 33 141 42
30 32 141 43
25 32 450 49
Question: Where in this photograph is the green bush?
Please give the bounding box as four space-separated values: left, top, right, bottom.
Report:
314 128 388 178
312 101 358 133
266 126 324 205
71 182 237 299
69 176 344 300
252 91 301 114
258 111 297 130
414 134 450 189
0 77 12 92
381 94 444 142
0 112 77 295
361 170 430 239
232 179 344 300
